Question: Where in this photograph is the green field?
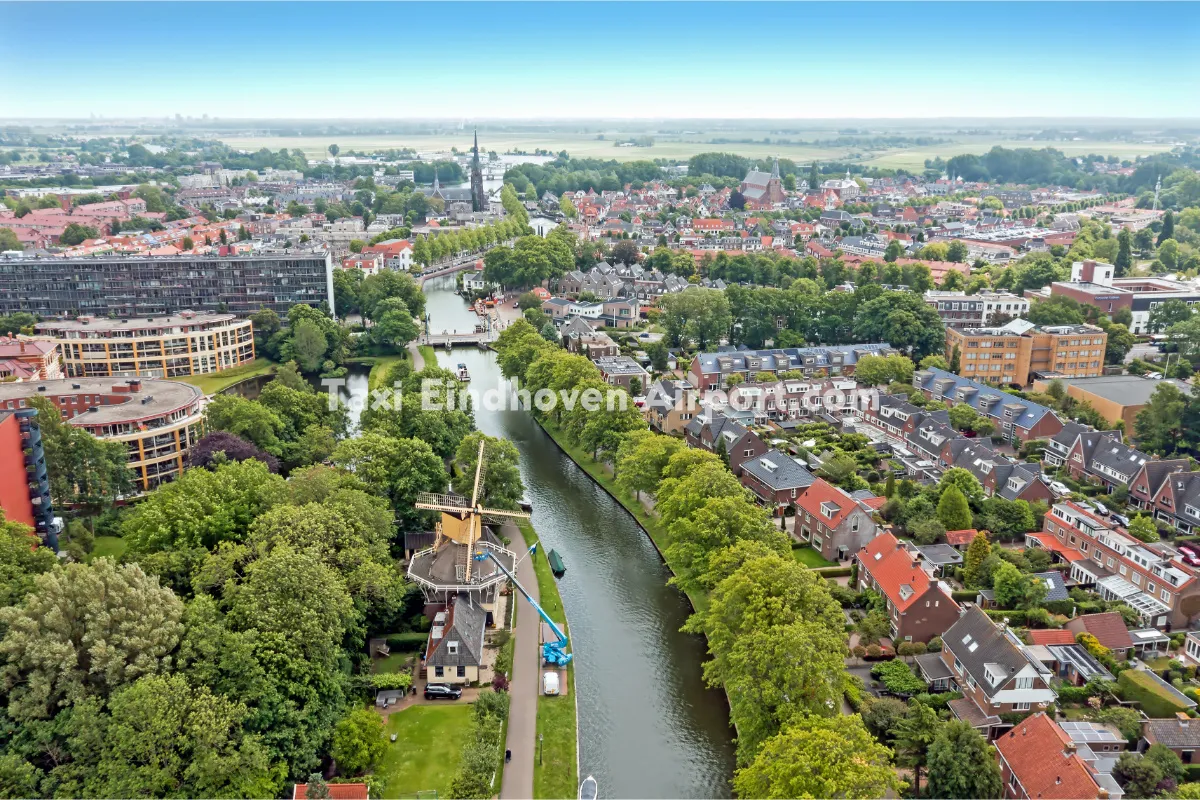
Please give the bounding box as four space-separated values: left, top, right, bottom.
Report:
518 519 578 800
172 358 277 395
792 545 836 568
218 131 1177 169
89 535 127 561
377 705 474 799
366 353 408 391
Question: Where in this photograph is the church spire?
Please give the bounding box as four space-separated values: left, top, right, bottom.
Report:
770 157 780 180
432 166 439 193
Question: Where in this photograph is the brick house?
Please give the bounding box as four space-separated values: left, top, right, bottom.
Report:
913 368 1064 444
1065 613 1133 659
856 532 959 643
739 448 816 510
1141 715 1200 764
995 713 1108 800
643 379 697 436
684 411 767 476
922 606 1056 738
793 478 880 562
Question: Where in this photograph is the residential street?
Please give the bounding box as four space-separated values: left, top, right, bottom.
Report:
500 518 540 800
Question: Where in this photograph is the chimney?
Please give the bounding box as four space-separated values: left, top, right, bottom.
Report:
1178 712 1190 727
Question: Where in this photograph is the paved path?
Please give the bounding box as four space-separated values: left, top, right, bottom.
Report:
501 519 539 800
408 342 427 371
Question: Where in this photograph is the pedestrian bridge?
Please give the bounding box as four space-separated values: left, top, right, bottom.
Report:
420 331 495 348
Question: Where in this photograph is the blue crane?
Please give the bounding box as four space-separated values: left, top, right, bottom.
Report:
478 545 573 666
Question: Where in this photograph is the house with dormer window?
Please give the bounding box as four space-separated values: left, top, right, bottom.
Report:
856 532 959 643
794 478 880 562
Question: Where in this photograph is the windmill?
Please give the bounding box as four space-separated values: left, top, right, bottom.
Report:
415 440 529 581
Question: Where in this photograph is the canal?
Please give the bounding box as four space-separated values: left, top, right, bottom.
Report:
422 275 736 798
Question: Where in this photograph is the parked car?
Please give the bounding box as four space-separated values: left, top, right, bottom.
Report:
1178 544 1200 568
424 683 463 701
542 671 560 696
1112 513 1131 527
1049 481 1072 498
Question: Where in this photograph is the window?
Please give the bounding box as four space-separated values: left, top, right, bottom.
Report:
448 641 459 655
1013 702 1031 711
434 666 444 677
457 665 467 678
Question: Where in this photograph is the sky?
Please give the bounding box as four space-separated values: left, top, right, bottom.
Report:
4 1 1200 120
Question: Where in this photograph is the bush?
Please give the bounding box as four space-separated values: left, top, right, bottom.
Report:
370 672 413 690
926 635 943 652
811 565 853 577
386 632 430 652
951 589 980 601
912 691 962 711
871 659 928 695
866 644 882 659
1118 669 1194 718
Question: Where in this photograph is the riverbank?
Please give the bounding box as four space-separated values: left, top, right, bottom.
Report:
519 520 579 800
535 418 707 614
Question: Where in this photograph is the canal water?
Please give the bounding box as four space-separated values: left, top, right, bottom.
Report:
422 275 736 798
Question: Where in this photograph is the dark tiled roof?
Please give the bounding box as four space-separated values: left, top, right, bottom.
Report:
1145 718 1200 749
741 449 816 491
944 606 1050 699
426 593 486 668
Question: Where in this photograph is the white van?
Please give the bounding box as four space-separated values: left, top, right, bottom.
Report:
542 671 560 696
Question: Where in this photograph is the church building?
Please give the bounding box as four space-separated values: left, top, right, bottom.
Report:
741 158 787 209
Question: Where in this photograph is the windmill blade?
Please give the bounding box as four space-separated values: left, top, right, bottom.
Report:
470 439 487 508
480 508 532 521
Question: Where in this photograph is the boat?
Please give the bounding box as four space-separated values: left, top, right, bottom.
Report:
456 363 471 381
547 548 566 578
579 775 598 800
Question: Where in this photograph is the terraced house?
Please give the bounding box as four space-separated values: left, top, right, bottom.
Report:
913 368 1064 444
856 532 960 643
689 343 897 392
1030 500 1199 628
1045 424 1178 496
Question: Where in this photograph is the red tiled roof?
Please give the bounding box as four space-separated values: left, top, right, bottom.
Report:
796 479 855 529
293 783 369 800
1072 612 1133 651
995 713 1102 800
1028 629 1077 646
858 532 949 612
945 529 978 546
1027 532 1085 563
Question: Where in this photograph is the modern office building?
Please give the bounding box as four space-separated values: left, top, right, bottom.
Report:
34 311 255 379
945 318 1107 387
0 378 205 494
0 251 335 319
1036 260 1200 335
0 408 56 548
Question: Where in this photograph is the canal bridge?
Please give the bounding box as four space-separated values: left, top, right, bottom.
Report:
420 331 495 349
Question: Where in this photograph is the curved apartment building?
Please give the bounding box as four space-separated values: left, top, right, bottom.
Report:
0 378 205 493
35 311 254 379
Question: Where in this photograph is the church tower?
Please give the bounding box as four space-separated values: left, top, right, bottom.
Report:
470 129 485 212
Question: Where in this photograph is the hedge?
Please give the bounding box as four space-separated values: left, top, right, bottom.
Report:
385 632 430 652
951 589 980 601
1117 670 1194 718
371 672 413 690
811 566 853 577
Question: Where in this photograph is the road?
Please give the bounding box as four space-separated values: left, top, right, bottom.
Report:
500 518 540 800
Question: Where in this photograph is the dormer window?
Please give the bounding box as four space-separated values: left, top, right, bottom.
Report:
820 501 840 519
447 641 459 655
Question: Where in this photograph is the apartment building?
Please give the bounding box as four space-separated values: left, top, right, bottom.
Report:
34 312 255 379
1031 500 1198 628
688 343 898 391
912 369 1064 444
1039 260 1200 335
0 378 205 494
920 606 1056 738
0 408 56 547
0 251 335 319
945 319 1107 387
924 290 1030 330
856 532 960 643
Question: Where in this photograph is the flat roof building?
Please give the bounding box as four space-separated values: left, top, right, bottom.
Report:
0 378 205 494
1037 260 1200 335
34 311 255 380
0 251 334 319
946 318 1107 387
1031 375 1190 432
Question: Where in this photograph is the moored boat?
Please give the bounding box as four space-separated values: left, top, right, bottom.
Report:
548 548 566 577
456 363 471 381
579 775 598 800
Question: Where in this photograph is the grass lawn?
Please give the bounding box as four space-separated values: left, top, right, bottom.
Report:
516 519 578 800
377 705 474 799
89 536 127 561
367 353 409 391
418 345 437 368
792 545 836 568
172 358 276 395
372 652 412 675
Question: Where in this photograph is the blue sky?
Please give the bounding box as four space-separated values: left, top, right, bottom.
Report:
4 2 1199 119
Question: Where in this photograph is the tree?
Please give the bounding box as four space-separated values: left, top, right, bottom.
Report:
306 774 331 800
658 288 732 349
453 433 524 509
0 227 21 251
187 430 280 473
1159 238 1181 272
611 239 640 267
992 561 1046 609
920 354 948 371
327 143 340 162
60 222 99 245
615 432 684 500
331 708 386 776
1149 298 1193 334
1135 383 1189 455
0 559 184 721
809 162 821 193
0 510 57 608
1115 228 1133 276
290 319 329 373
25 396 135 514
883 239 905 263
733 714 903 799
646 338 669 372
963 531 991 587
1158 210 1176 246
1128 514 1159 543
204 393 286 455
1114 750 1171 799
854 354 915 387
332 433 447 527
925 720 1002 799
946 241 969 263
936 485 973 531
894 701 941 797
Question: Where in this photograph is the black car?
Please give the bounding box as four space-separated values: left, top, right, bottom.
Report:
424 683 463 700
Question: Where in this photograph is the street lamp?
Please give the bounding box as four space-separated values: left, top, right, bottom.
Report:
539 733 543 766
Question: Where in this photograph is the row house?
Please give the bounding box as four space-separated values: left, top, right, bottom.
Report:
793 478 881 563
919 606 1057 739
856 532 960 643
643 379 698 436
995 713 1116 800
739 448 816 510
690 343 897 392
1135 470 1200 536
684 411 767 476
1032 501 1198 628
913 368 1064 444
721 378 864 424
1049 426 1176 496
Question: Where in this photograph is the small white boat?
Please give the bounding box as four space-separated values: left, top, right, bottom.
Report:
456 363 471 381
579 775 598 800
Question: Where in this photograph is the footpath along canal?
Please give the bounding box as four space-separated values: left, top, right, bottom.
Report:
423 274 735 798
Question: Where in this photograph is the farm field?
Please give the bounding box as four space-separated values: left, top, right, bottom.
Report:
218 131 1178 168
